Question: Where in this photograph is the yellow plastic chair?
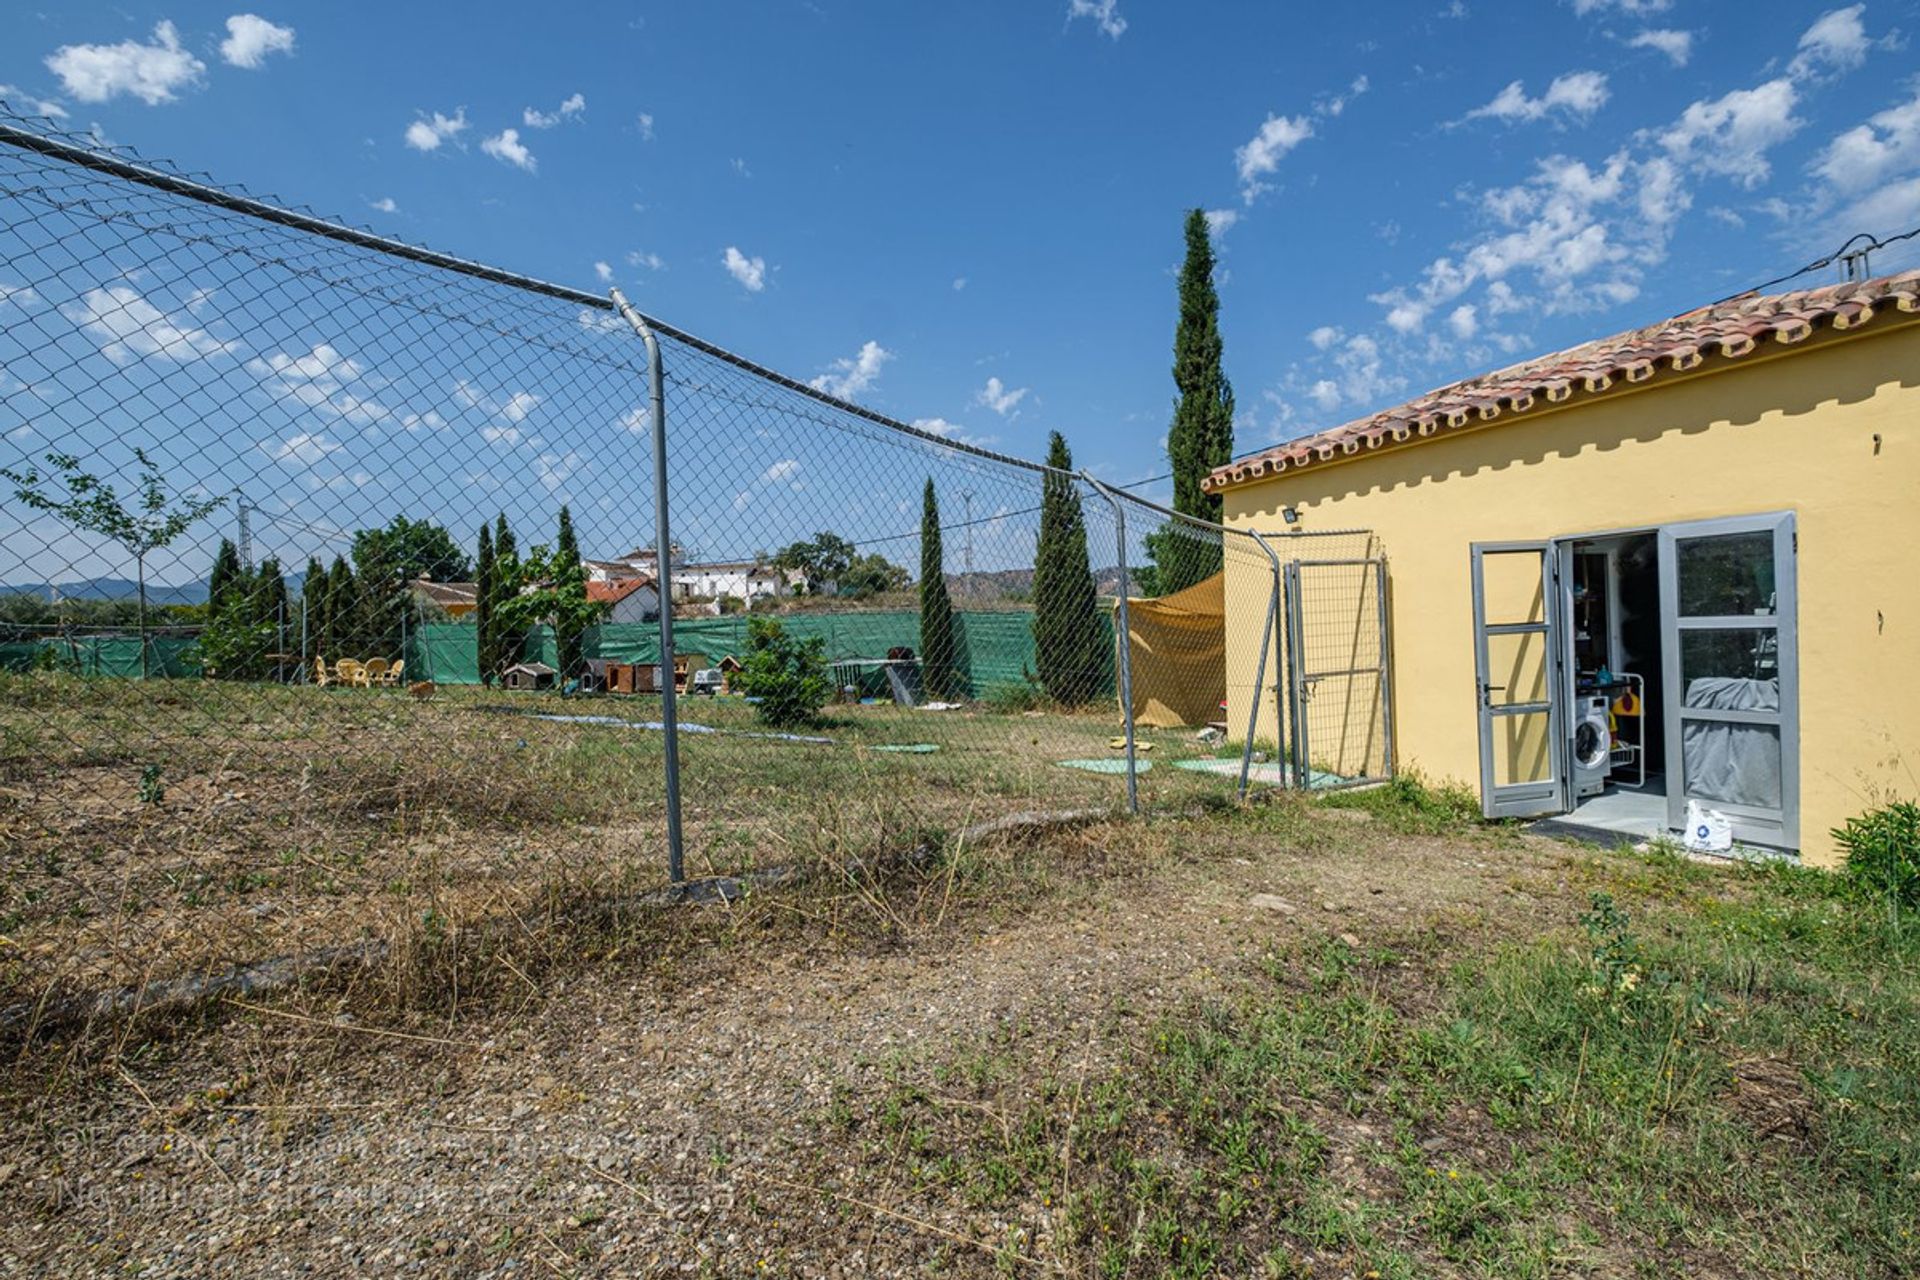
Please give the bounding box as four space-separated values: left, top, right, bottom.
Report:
364 657 391 686
336 658 367 687
313 656 332 687
378 658 405 687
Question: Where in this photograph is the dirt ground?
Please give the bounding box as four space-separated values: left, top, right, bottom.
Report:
0 798 1607 1278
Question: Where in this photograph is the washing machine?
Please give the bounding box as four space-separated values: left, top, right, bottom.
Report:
1572 694 1612 799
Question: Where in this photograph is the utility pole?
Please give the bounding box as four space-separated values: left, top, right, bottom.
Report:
236 495 253 571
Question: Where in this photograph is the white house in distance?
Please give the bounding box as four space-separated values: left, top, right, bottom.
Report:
585 576 660 623
586 545 801 607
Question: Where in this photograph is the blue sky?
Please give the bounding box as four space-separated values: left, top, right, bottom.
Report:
3 0 1920 565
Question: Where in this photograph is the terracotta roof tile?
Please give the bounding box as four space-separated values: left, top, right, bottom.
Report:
1204 269 1920 493
586 577 654 605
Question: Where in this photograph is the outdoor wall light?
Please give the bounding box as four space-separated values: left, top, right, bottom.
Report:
1282 505 1300 524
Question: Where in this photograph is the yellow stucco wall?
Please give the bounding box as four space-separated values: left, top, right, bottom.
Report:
1219 315 1920 866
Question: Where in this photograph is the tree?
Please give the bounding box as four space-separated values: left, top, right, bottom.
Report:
1032 432 1111 706
301 557 326 665
919 478 966 700
494 537 608 680
550 505 590 678
2 448 226 678
839 553 910 599
208 537 244 614
488 514 520 678
322 555 355 659
773 532 857 594
734 616 831 728
474 522 496 686
349 515 471 584
1148 209 1236 596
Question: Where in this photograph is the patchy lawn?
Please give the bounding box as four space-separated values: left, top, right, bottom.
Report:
2 779 1913 1278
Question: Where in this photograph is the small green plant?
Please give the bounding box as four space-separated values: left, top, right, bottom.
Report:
1579 891 1640 997
137 763 165 806
1833 799 1920 913
734 616 832 728
982 678 1048 715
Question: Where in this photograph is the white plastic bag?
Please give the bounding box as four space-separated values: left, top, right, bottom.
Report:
1683 800 1733 853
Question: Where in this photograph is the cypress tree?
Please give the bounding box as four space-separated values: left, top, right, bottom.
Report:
324 555 355 659
490 514 520 674
208 537 243 614
475 522 495 686
302 557 326 667
1152 208 1236 595
918 478 964 700
552 505 587 678
1032 433 1110 706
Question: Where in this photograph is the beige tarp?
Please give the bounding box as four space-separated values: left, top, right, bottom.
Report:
1122 571 1226 728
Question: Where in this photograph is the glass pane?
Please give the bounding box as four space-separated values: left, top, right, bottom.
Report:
1681 720 1782 810
1677 531 1775 617
1480 552 1544 626
1680 629 1782 692
1486 630 1548 706
1492 710 1553 786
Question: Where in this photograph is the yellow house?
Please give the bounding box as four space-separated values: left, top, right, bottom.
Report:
1204 270 1920 866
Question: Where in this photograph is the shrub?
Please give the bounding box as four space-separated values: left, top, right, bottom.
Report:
734 616 831 728
1834 799 1920 911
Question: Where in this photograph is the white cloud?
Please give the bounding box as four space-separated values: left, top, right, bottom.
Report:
760 459 801 484
534 450 582 492
809 340 893 400
0 84 68 119
1319 75 1370 118
1658 78 1800 188
0 283 39 309
453 381 540 437
1308 325 1342 351
45 21 204 105
1448 304 1479 340
68 285 235 365
220 14 296 69
1832 174 1920 232
636 112 655 141
593 261 613 283
1788 5 1871 79
1203 208 1241 237
369 196 397 214
481 128 536 172
952 276 968 291
523 92 586 128
1628 29 1693 67
247 343 390 426
1571 0 1671 14
1466 71 1610 125
1816 88 1920 193
1236 113 1314 201
625 250 666 271
912 417 999 448
1066 0 1127 39
404 108 467 152
722 246 767 292
620 407 651 434
975 376 1030 417
271 432 341 465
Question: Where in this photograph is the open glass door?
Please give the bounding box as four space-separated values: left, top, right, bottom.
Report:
1659 513 1798 849
1471 543 1564 818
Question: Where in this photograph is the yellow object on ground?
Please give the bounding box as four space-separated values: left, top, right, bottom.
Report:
1122 572 1226 729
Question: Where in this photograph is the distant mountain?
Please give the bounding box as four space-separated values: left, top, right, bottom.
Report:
0 578 207 606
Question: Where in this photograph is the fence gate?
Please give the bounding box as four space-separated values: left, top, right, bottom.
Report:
1284 556 1395 790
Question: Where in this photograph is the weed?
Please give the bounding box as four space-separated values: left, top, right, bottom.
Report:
137 762 164 805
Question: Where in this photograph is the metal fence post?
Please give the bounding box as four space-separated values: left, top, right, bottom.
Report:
611 288 686 885
1239 529 1287 800
1079 473 1138 815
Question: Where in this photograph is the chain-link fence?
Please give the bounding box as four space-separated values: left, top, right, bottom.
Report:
0 108 1390 1034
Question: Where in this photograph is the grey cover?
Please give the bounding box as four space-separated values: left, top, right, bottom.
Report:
1681 677 1781 810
